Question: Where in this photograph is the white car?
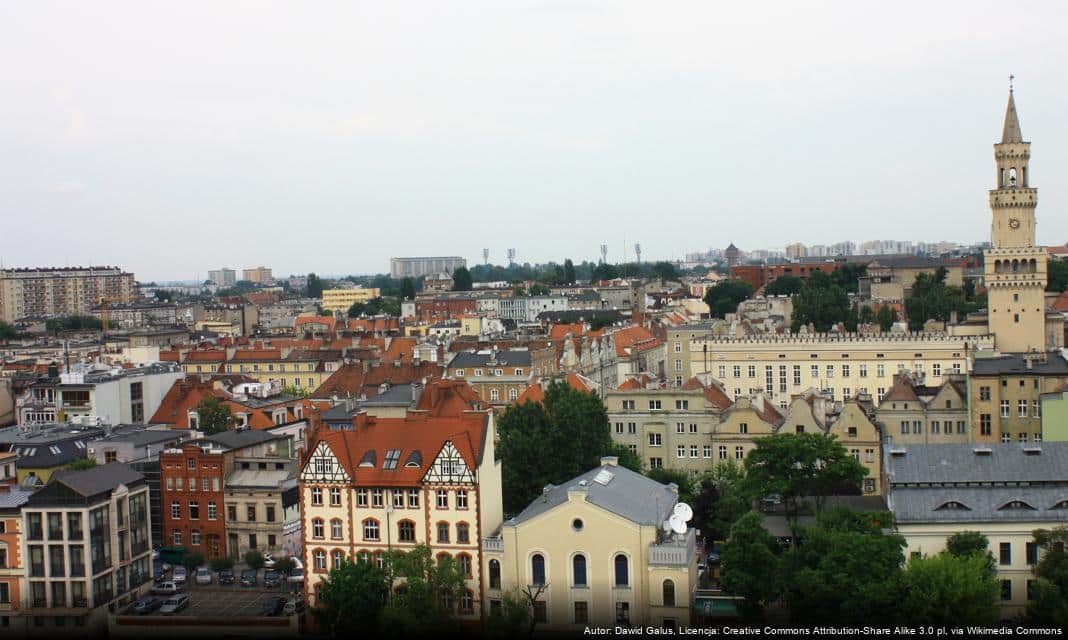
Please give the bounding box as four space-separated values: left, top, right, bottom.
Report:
287 566 304 584
172 566 188 584
194 567 212 585
160 593 191 615
262 552 276 569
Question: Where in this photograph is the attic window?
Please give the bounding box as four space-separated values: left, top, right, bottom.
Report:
75 441 86 449
935 501 971 511
973 448 992 456
359 450 376 468
1052 500 1068 510
999 500 1036 511
383 449 401 471
49 446 61 455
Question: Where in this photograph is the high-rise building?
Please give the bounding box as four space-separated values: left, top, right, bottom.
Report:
390 256 467 279
983 87 1056 353
0 266 136 323
207 268 237 287
242 266 273 284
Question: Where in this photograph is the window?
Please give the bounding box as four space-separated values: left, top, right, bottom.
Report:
531 554 546 586
689 423 698 434
489 559 502 589
614 554 629 587
189 501 200 520
534 601 548 624
393 489 405 508
173 530 182 545
690 445 698 458
408 489 420 508
458 553 472 577
842 365 850 378
572 554 588 586
931 420 940 434
363 519 380 541
246 505 256 521
719 446 727 460
1000 400 1010 418
676 445 685 459
913 421 922 434
171 501 180 520
331 519 342 540
627 422 636 434
876 364 885 378
457 522 470 544
1026 542 1038 565
615 422 624 434
676 422 685 434
330 487 341 506
398 520 416 542
649 457 663 469
1018 400 1028 418
663 579 676 607
437 522 450 543
675 399 689 410
648 433 662 447
372 488 384 508
311 487 323 506
1032 400 1040 418
490 389 499 401
509 388 518 401
457 490 468 509
826 365 835 378
332 550 344 570
703 445 712 458
1001 580 1012 601
622 400 635 410
675 359 682 372
191 529 201 545
574 601 589 624
980 414 992 436
312 518 324 539
719 365 727 379
811 364 819 378
314 550 326 571
357 488 368 507
227 504 237 521
437 490 448 509
735 446 744 460
999 542 1011 565
649 400 662 410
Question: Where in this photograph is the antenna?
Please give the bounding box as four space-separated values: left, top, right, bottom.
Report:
507 248 516 266
634 243 642 264
600 244 608 265
668 513 687 535
482 248 489 265
673 502 694 522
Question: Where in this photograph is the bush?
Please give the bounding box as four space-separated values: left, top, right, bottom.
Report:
275 556 297 576
210 557 234 572
244 549 265 570
183 551 205 571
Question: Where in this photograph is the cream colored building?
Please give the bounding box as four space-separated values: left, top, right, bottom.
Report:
874 373 970 445
241 266 273 284
298 404 502 624
690 333 993 411
886 442 1068 618
487 457 697 631
320 288 382 313
0 266 137 323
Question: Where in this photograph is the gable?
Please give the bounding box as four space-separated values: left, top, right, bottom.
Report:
300 440 351 484
423 441 475 485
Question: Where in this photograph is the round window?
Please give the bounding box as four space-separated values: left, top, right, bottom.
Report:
572 518 584 531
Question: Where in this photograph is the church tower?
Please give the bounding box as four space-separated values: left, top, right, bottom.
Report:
984 83 1049 353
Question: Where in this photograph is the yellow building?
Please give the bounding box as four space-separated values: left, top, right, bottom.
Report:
488 457 697 630
320 288 381 313
242 266 273 284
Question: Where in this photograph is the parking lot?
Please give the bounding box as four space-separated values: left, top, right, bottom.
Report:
140 566 301 618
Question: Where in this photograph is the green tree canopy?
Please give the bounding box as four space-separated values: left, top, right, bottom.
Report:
46 315 106 333
528 283 550 296
694 462 752 542
904 268 982 330
704 280 755 318
400 277 416 301
875 304 898 331
790 271 856 333
591 262 621 281
305 273 325 299
764 275 804 297
312 558 390 636
1027 526 1068 625
451 266 473 291
497 382 616 513
652 261 680 282
244 549 264 570
720 511 781 621
830 264 867 293
67 457 98 471
563 259 576 285
380 545 466 638
0 321 17 340
1047 259 1068 292
742 432 867 514
944 530 996 577
196 397 233 435
900 552 999 626
183 551 206 572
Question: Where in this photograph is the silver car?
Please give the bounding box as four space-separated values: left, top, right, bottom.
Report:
160 593 191 615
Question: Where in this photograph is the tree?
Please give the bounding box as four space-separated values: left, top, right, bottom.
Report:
274 556 297 576
380 545 466 637
485 587 534 639
183 551 206 572
46 315 105 333
305 273 324 299
0 321 17 340
563 259 576 285
400 277 416 300
210 557 234 572
876 305 898 331
720 511 781 621
1047 259 1068 292
451 267 473 291
694 462 752 542
244 550 265 570
858 305 875 325
528 283 550 296
829 264 867 293
591 262 620 281
1026 527 1068 625
67 457 98 471
644 468 696 505
196 397 233 435
944 530 996 577
154 289 174 302
764 275 804 297
904 270 981 331
704 280 755 318
742 433 867 515
608 443 642 472
652 261 679 282
900 552 999 625
790 271 854 332
312 558 389 637
778 508 905 625
498 382 615 513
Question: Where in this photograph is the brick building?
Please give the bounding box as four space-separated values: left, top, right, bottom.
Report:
159 443 227 559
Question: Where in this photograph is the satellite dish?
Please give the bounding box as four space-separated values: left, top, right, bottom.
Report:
674 502 694 522
662 519 673 532
668 513 687 535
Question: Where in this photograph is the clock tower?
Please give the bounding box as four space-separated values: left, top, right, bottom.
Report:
984 83 1049 353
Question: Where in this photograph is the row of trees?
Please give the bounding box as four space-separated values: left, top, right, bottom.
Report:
903 267 984 331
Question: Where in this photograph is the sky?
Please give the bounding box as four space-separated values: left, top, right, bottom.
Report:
2 1 1067 282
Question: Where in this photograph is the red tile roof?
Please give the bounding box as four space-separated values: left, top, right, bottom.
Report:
681 377 734 411
312 361 442 399
1052 290 1068 313
516 373 596 404
611 325 663 358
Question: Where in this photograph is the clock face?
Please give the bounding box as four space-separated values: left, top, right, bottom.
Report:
1009 218 1020 229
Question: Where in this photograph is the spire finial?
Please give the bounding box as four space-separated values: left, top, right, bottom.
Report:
1009 74 1015 93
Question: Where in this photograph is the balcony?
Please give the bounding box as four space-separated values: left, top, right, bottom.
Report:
649 528 697 567
482 537 503 553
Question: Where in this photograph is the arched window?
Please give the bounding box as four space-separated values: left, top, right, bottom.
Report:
995 260 1003 273
436 552 450 568
531 553 546 586
1000 168 1006 188
332 549 344 570
460 590 474 613
362 518 380 541
614 554 629 587
313 549 326 571
1012 259 1020 273
437 522 450 543
456 522 470 544
398 520 416 542
312 518 324 539
1030 259 1037 272
573 554 588 587
330 518 342 540
663 579 676 607
458 553 472 577
1009 167 1018 187
489 559 501 589
374 551 385 570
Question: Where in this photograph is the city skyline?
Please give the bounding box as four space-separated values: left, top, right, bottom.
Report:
3 2 1068 282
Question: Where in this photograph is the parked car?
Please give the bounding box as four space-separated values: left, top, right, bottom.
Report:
262 552 276 569
152 581 180 596
160 593 191 615
131 596 162 615
172 566 188 585
261 596 286 617
153 560 167 583
282 595 305 616
240 569 258 587
218 569 235 585
287 566 304 585
263 570 282 588
195 567 212 585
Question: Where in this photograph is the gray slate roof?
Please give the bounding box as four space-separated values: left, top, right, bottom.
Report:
891 486 1068 524
448 350 532 368
972 352 1068 376
201 429 282 451
51 463 145 497
885 442 1068 485
508 462 678 527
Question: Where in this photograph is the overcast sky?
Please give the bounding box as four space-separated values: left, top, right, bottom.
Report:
2 1 1066 282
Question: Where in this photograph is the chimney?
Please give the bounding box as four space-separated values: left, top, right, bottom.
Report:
600 455 619 467
1025 356 1033 371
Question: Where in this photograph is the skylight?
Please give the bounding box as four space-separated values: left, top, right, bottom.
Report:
383 449 401 471
593 469 614 486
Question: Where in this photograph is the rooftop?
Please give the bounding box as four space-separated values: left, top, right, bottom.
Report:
885 442 1068 485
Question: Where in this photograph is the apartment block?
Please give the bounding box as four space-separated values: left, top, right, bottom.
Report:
0 267 137 323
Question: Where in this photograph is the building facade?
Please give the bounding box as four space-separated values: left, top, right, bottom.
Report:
0 267 137 323
241 267 272 284
969 353 1068 444
446 350 532 406
320 288 381 314
390 257 467 279
159 443 227 560
207 269 236 287
874 373 970 445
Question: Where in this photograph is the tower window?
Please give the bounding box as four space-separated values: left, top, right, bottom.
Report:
1009 167 1017 187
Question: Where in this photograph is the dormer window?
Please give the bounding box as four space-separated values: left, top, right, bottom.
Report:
935 501 971 511
456 369 464 377
474 369 483 377
1051 500 1068 510
998 500 1036 511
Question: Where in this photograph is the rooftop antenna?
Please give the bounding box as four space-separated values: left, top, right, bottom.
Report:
600 244 608 265
507 248 516 267
634 243 642 264
482 248 489 265
1009 73 1015 93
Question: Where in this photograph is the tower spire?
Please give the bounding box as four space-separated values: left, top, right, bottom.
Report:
1001 77 1023 143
